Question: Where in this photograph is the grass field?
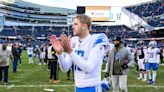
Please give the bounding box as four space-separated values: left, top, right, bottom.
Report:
0 50 164 92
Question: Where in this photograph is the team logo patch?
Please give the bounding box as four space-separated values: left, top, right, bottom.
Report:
115 53 119 61
72 43 76 48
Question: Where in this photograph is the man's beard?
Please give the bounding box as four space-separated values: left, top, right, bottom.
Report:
115 44 120 48
2 47 6 50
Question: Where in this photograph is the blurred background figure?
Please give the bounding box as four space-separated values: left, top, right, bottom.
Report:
0 43 13 85
12 43 19 73
39 44 46 65
146 40 160 85
136 41 147 81
47 43 60 83
34 45 40 64
26 44 34 64
18 44 23 65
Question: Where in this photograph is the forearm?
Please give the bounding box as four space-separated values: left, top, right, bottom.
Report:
105 56 111 73
58 53 73 72
127 51 134 67
69 46 105 73
156 54 160 64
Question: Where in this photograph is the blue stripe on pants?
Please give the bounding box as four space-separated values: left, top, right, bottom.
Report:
75 86 97 92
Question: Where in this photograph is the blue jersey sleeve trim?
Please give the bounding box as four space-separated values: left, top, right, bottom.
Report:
92 34 108 47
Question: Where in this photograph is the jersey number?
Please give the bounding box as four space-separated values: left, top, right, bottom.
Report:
149 53 153 59
74 50 84 71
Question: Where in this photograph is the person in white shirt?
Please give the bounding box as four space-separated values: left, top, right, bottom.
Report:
34 45 40 64
146 41 160 85
26 44 33 64
39 45 46 65
50 14 109 92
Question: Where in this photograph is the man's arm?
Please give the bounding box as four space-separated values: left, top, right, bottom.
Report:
57 53 73 72
69 45 105 73
127 49 134 67
9 51 14 62
106 50 112 72
104 50 112 77
156 48 161 64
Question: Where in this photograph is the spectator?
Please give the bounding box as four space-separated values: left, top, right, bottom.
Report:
0 43 13 85
47 44 60 83
34 45 40 64
105 37 134 92
18 44 22 65
11 43 19 73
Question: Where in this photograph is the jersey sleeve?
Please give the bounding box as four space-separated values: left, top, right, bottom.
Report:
156 48 160 54
57 53 73 72
156 48 160 64
69 45 105 73
92 33 109 47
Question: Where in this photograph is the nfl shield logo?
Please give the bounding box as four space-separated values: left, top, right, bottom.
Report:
72 43 76 48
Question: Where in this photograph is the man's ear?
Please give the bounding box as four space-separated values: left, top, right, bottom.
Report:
82 24 87 30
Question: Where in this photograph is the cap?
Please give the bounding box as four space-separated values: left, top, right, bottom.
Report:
114 37 122 42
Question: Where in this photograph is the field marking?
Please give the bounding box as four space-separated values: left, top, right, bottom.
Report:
9 69 48 71
9 80 21 83
0 84 164 88
128 85 164 88
7 84 15 89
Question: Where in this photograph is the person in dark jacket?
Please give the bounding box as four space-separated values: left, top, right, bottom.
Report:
11 43 19 73
17 44 22 65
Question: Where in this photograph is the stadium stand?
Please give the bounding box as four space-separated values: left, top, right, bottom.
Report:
125 0 164 27
0 0 74 25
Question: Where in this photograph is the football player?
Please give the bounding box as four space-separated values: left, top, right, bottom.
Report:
146 41 160 84
50 14 109 92
136 41 147 81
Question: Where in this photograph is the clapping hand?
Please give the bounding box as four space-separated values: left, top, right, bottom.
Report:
50 34 63 54
60 34 72 54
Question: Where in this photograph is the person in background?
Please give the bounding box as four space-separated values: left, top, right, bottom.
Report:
12 43 19 73
34 45 40 64
136 41 147 81
39 45 46 65
105 37 134 92
26 44 34 64
18 44 22 65
159 47 164 64
146 41 160 85
0 43 13 85
47 43 60 83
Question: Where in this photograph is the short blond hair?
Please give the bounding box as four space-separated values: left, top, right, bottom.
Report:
75 14 92 29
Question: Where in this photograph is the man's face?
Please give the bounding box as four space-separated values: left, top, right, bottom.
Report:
72 18 84 36
114 40 120 47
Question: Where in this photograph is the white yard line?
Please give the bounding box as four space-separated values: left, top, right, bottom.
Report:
7 84 15 89
128 85 164 88
9 69 47 71
0 84 164 88
9 80 21 83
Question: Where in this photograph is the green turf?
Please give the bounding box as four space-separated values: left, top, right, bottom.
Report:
0 50 164 92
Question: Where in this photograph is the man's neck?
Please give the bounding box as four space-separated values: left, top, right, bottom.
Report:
115 45 121 50
79 30 90 40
